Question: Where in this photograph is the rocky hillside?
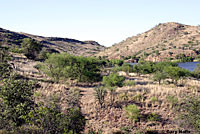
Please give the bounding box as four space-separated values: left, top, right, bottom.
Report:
97 22 200 62
0 27 105 56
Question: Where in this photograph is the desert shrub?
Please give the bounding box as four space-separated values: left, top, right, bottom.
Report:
123 80 136 86
112 63 134 73
93 86 107 108
103 73 125 87
124 104 140 122
27 100 85 134
120 126 131 134
0 47 12 78
21 38 43 60
147 113 160 122
166 95 178 108
109 59 124 67
192 64 200 78
151 96 158 103
175 95 200 131
0 74 36 129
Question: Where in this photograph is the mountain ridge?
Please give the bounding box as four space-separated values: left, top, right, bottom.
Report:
0 27 105 56
97 22 200 62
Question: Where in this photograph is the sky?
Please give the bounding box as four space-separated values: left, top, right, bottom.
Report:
0 0 200 47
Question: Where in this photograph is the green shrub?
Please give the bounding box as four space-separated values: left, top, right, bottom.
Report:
21 38 43 60
103 73 125 87
166 95 178 108
147 113 160 122
0 74 36 129
124 104 140 122
192 64 200 78
123 80 136 86
27 101 85 134
175 95 200 131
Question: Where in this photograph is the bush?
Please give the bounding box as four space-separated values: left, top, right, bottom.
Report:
103 73 125 87
175 95 200 131
27 101 85 134
21 38 43 60
0 47 12 78
192 64 200 78
93 86 107 108
0 74 36 129
147 113 160 122
124 104 140 122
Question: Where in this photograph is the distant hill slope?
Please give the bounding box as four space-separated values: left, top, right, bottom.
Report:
0 27 105 56
97 22 200 61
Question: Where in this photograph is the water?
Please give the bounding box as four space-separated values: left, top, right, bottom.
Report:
127 63 138 66
178 62 200 72
127 62 200 72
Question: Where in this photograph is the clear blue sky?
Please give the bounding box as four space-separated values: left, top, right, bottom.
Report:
1 0 200 47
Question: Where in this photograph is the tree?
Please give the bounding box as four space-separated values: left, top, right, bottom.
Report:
41 53 102 83
21 38 42 60
41 53 71 82
164 66 190 85
153 71 167 85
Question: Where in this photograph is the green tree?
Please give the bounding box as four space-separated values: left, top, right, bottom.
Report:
41 53 102 83
164 66 190 85
153 71 167 85
21 38 42 60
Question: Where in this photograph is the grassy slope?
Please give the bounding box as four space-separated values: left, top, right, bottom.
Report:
97 22 200 61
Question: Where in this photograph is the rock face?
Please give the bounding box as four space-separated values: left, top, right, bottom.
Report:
97 22 200 61
0 27 105 57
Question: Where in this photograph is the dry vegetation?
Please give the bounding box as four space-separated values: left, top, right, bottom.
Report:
97 22 200 61
9 53 200 133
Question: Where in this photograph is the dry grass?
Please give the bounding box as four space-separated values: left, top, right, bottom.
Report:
9 53 200 133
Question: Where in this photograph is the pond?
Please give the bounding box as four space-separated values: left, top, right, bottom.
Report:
178 62 200 72
127 62 200 72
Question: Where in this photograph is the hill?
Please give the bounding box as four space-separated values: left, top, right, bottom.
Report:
97 22 200 62
0 27 105 56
